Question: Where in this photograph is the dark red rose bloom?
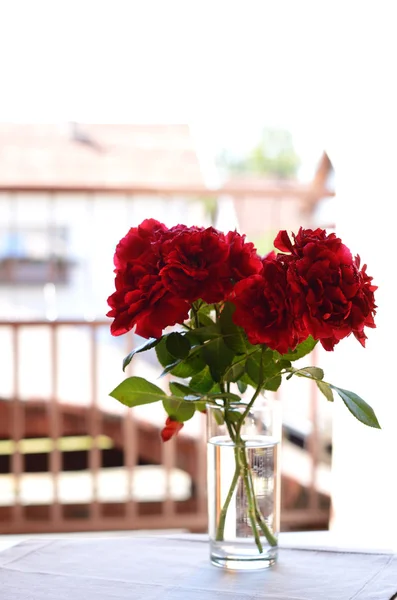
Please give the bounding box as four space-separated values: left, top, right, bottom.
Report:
161 417 184 442
231 253 307 354
347 256 377 348
275 228 377 351
160 226 231 303
226 230 263 282
274 227 340 257
107 219 189 338
113 218 167 270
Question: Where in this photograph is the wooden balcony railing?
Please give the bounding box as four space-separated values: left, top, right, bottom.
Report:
0 320 330 535
0 180 333 534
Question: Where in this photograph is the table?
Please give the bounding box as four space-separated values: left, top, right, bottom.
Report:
0 533 396 599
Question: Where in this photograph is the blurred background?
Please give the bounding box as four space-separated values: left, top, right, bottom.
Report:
0 1 395 545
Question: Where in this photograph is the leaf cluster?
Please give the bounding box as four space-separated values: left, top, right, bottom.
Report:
110 301 380 429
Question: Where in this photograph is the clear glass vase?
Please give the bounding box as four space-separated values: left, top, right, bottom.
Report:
206 397 281 570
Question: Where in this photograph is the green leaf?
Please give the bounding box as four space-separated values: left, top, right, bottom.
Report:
219 302 247 354
295 366 324 380
162 397 196 422
203 338 235 382
212 407 225 425
190 324 220 342
224 355 246 381
155 337 175 368
224 362 245 383
159 360 182 378
240 371 257 388
279 336 318 361
245 350 263 385
207 391 242 403
316 380 334 402
191 301 214 327
166 332 191 359
110 376 165 408
169 382 197 397
278 359 292 370
246 349 276 384
237 380 248 394
197 311 215 327
184 330 200 342
189 367 215 394
330 385 381 429
195 400 207 412
122 338 161 371
263 374 282 392
263 359 284 379
225 408 243 424
170 349 206 378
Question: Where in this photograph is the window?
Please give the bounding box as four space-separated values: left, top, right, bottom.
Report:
0 227 74 285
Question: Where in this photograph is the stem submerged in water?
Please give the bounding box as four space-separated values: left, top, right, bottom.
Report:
214 354 277 553
214 418 277 551
215 457 240 541
238 444 277 547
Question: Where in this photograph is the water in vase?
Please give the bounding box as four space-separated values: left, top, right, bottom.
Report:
207 435 280 569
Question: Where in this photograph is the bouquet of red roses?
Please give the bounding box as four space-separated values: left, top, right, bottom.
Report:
107 219 379 553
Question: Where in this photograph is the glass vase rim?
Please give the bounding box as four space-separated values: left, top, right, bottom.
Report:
205 399 270 411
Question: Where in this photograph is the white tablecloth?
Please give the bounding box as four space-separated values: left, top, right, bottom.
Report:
0 534 396 600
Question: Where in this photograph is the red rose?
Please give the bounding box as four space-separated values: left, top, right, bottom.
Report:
348 256 377 347
160 226 231 303
274 227 343 257
226 230 263 282
113 218 167 270
161 417 184 442
275 228 377 350
231 253 306 354
107 219 189 338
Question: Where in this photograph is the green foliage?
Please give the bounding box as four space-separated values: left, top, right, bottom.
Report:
168 349 206 378
155 337 175 368
263 374 282 392
114 306 380 431
277 336 317 361
203 337 235 382
169 382 197 397
190 367 216 393
237 380 248 394
189 324 219 342
218 127 301 179
224 361 245 383
110 377 166 407
330 386 381 429
123 338 161 371
219 302 247 354
225 407 244 425
195 302 216 327
316 380 334 402
294 366 324 380
166 332 191 359
162 397 196 422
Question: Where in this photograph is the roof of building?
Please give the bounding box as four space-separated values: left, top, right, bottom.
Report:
0 123 204 189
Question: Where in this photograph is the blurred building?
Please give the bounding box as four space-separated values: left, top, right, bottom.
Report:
0 123 208 320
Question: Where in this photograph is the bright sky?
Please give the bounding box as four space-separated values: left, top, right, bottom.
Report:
1 1 395 180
